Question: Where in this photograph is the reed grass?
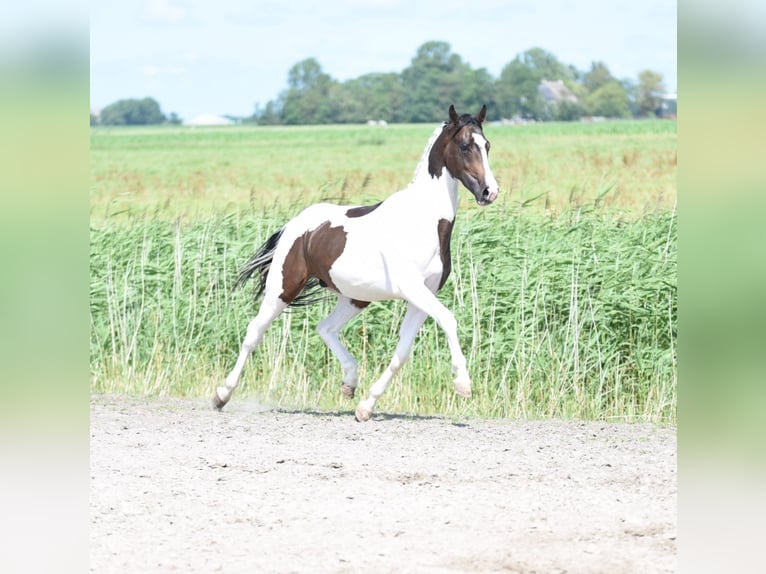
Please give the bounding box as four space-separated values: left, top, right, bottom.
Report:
90 120 676 421
89 201 676 422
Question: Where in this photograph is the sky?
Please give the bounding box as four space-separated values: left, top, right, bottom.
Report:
90 0 677 120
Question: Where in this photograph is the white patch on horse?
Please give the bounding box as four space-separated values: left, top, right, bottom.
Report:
472 132 500 204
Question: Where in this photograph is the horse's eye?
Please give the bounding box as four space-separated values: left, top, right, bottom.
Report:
460 143 470 153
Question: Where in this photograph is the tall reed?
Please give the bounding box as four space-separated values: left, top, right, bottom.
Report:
90 205 676 422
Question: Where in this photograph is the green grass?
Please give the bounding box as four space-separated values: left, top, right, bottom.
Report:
89 120 677 422
90 120 676 222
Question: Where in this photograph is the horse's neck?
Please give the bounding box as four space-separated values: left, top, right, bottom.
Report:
405 124 460 218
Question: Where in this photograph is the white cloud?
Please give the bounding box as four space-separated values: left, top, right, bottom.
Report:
142 0 187 23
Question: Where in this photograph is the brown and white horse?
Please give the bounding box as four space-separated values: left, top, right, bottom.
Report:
214 105 500 421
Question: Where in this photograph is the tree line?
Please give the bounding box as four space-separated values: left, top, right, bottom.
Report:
93 42 670 126
253 42 668 125
91 97 181 126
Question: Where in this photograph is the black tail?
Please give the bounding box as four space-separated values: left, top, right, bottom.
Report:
234 227 284 299
234 227 328 306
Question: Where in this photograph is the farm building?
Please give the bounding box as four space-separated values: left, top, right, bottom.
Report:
538 79 578 104
659 93 677 118
183 114 234 126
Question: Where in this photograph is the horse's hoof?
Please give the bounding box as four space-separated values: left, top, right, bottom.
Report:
340 384 356 400
212 389 228 411
454 379 472 398
355 404 373 422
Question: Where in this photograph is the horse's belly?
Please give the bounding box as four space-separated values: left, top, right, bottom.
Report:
328 248 443 301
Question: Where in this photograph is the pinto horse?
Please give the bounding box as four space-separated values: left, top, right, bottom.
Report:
214 105 500 421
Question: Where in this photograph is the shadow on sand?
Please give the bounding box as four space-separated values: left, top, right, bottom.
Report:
271 407 470 426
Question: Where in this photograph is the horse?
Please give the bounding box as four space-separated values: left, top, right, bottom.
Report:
214 105 500 421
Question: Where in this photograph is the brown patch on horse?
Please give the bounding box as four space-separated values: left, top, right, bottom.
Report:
437 218 454 290
429 122 484 178
428 125 452 179
345 202 382 218
280 221 348 303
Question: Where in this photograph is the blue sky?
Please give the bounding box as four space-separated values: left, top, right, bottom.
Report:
90 0 677 119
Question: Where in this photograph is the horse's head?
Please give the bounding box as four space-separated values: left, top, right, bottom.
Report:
429 105 500 206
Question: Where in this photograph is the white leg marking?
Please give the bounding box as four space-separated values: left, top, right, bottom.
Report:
215 296 287 408
356 303 427 421
316 296 364 396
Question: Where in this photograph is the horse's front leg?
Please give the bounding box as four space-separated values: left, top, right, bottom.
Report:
398 281 471 397
355 304 427 422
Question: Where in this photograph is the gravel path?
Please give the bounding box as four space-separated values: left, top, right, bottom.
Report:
90 394 676 573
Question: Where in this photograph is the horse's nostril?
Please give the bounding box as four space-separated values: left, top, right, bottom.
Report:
482 188 490 198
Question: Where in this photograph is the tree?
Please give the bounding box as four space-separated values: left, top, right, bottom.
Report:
619 78 639 116
250 45 665 124
99 97 165 125
334 73 404 123
554 100 585 121
584 81 631 118
636 70 666 117
280 58 339 124
496 58 538 119
457 68 497 120
583 61 616 93
287 57 326 92
496 48 573 119
253 101 281 125
401 41 470 122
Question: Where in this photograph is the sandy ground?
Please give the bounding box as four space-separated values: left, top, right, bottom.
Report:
90 394 676 573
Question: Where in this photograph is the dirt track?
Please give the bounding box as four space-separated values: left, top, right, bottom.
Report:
90 394 676 573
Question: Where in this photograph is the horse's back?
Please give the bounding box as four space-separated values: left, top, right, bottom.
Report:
289 202 350 228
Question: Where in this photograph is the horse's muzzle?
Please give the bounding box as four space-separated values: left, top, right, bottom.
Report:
476 186 499 206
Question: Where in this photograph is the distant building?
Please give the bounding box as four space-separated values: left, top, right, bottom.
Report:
538 79 578 104
658 93 677 118
183 114 234 126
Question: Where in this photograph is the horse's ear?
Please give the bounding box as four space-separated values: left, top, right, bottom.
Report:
448 105 459 124
477 105 487 125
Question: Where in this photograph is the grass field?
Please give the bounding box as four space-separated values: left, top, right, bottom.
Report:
90 120 676 222
90 120 677 422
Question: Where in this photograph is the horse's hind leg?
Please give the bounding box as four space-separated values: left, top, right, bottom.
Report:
213 295 288 410
355 303 427 422
316 296 365 399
